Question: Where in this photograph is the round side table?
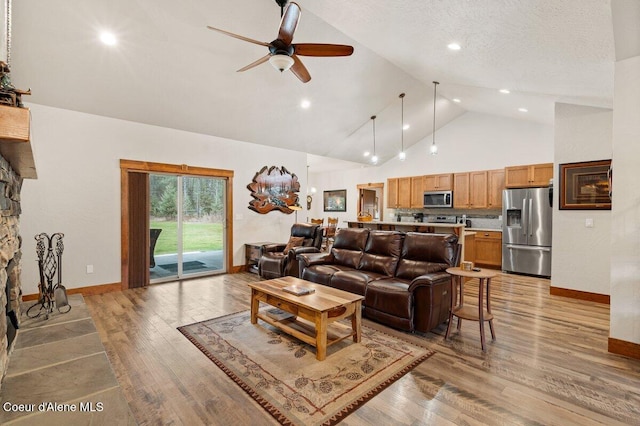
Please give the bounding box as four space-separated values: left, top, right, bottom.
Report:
445 267 498 352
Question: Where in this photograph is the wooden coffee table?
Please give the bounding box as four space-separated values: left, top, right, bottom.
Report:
248 276 363 361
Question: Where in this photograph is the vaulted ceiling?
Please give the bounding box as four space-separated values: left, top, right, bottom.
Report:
10 0 616 166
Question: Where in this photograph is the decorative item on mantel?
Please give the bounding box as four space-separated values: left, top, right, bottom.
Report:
26 233 71 320
247 165 301 214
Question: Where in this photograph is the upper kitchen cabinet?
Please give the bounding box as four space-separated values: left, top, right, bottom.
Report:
410 176 424 208
505 163 553 188
423 173 453 191
387 177 411 208
454 171 488 209
487 169 505 209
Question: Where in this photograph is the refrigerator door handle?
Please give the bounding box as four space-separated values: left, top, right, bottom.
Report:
529 198 533 237
506 244 551 252
522 199 528 236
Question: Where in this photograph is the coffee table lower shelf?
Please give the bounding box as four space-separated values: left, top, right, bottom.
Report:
255 312 357 350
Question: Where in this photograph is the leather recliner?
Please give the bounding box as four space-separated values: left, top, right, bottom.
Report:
258 223 323 279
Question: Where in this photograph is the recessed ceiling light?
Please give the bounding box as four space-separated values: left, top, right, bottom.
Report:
499 89 510 94
99 31 117 46
300 99 311 109
518 107 528 112
363 151 370 157
447 43 461 51
452 98 461 103
403 124 410 130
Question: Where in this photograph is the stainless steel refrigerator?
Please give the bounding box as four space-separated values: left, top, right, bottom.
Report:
502 187 552 277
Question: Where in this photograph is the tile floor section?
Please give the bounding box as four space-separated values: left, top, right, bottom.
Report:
0 294 136 425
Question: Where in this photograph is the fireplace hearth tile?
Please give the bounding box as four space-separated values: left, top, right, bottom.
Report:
19 294 92 329
0 352 119 423
5 332 105 377
13 318 97 350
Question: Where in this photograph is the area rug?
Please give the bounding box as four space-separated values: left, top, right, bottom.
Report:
159 260 206 272
178 309 434 426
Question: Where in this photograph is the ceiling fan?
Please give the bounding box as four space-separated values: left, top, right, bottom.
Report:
206 0 354 83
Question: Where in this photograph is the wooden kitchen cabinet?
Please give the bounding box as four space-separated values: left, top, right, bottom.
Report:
387 178 398 208
487 169 505 209
387 177 411 208
469 171 488 208
410 175 424 208
505 163 553 188
453 173 470 208
454 171 488 209
423 173 453 191
474 231 502 269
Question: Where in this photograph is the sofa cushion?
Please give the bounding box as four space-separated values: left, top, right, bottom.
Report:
284 236 305 253
331 228 369 269
359 231 403 276
395 232 458 280
330 269 386 296
364 278 412 319
302 264 350 286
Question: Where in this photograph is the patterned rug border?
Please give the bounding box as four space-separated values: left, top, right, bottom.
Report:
178 310 435 426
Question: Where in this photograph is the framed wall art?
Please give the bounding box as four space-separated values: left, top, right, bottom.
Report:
559 159 611 210
323 189 346 212
247 166 300 214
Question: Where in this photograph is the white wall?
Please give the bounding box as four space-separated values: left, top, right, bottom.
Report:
610 55 640 344
19 104 308 295
308 111 554 221
551 103 613 294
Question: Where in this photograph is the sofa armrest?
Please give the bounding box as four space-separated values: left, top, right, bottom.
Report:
408 272 452 292
263 243 286 253
286 246 320 261
297 251 334 267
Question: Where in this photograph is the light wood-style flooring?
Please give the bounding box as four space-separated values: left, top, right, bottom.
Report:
85 272 640 425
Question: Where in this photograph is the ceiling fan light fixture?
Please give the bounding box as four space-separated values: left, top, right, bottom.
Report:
269 54 294 72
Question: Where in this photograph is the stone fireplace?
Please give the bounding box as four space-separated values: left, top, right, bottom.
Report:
0 154 23 387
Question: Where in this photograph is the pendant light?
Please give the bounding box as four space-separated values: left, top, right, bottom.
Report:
399 93 406 161
430 81 439 155
370 115 378 164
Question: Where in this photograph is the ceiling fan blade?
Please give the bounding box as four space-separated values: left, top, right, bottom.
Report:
278 2 301 45
206 25 269 47
237 54 271 72
294 43 354 57
290 55 311 83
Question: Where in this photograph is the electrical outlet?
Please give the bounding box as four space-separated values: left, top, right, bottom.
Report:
86 265 94 274
585 218 594 228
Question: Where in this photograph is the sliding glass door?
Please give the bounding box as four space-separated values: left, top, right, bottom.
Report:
149 174 226 282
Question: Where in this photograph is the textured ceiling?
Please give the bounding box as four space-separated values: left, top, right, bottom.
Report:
10 0 617 167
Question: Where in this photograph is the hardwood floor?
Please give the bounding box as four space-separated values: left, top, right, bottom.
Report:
85 272 640 425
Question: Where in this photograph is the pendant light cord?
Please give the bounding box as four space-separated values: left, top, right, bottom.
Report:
400 93 405 152
371 115 377 156
432 81 439 148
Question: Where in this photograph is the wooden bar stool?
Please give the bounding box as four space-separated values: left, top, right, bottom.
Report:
445 267 497 352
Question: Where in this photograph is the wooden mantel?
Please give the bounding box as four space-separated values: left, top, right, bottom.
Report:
0 105 36 179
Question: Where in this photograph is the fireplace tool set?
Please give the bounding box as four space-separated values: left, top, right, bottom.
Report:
26 232 71 319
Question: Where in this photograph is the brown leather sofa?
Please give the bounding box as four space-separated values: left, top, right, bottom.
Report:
258 223 324 279
298 228 460 333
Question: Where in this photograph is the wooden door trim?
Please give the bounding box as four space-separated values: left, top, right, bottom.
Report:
120 159 234 289
357 182 384 220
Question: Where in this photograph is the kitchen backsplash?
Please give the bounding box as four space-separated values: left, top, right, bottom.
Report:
391 208 502 230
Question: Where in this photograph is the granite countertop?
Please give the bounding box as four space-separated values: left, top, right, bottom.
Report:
467 227 502 232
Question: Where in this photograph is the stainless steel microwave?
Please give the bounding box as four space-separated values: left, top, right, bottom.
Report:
423 190 453 208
